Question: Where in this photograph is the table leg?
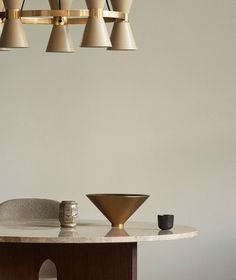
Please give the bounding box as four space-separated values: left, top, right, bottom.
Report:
0 243 41 280
0 242 137 280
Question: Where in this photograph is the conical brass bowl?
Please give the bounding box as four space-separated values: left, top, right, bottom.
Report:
86 193 149 228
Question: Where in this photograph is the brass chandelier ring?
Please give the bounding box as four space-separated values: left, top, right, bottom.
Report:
0 0 137 51
0 9 127 25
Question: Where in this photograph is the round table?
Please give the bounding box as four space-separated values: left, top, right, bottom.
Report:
0 220 198 280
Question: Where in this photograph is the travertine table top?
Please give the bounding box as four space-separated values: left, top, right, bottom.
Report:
0 219 198 243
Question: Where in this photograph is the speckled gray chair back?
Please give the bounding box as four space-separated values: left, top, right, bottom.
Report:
0 198 60 279
0 198 59 221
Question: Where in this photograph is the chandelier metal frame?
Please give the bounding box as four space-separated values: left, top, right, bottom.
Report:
0 9 127 25
0 0 137 52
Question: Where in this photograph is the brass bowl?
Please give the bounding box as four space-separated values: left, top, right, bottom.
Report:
86 193 149 228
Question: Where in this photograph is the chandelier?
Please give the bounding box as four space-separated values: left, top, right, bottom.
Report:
0 0 137 52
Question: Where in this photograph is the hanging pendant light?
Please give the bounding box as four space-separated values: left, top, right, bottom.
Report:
108 20 136 51
0 0 137 53
81 0 111 48
46 0 75 52
108 0 137 51
0 18 29 48
46 20 75 53
0 0 29 48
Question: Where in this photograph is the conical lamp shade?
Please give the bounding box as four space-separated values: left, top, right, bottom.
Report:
0 0 4 11
46 25 74 53
108 21 136 50
3 0 23 9
110 0 133 13
85 0 105 9
0 19 29 48
0 24 9 51
81 17 111 48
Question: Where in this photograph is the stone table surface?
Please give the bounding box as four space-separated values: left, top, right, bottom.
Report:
0 219 198 243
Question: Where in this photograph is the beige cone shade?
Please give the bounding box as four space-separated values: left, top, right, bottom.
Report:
0 0 29 48
110 0 133 13
108 0 136 50
3 0 22 9
47 0 74 52
81 18 111 48
108 21 136 50
0 19 29 48
85 0 105 9
81 0 111 48
0 0 4 11
0 24 9 50
46 25 74 53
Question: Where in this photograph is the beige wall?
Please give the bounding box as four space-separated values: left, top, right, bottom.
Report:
0 0 236 279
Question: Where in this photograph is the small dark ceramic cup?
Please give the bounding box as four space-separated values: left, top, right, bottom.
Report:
158 214 174 230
